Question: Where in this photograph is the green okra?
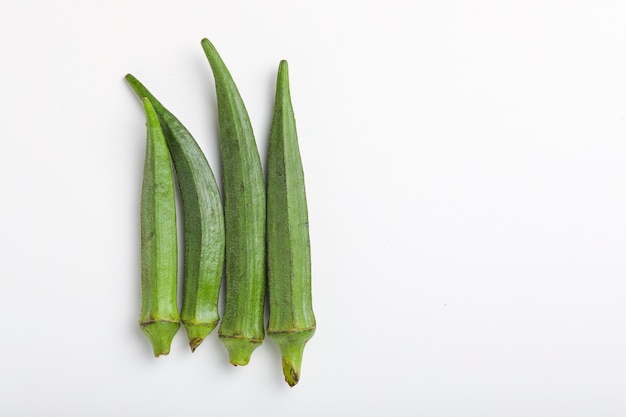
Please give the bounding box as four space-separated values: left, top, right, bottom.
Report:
266 61 316 386
127 75 225 352
201 38 266 366
139 97 180 357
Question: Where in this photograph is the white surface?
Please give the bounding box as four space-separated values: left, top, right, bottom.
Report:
1 0 625 415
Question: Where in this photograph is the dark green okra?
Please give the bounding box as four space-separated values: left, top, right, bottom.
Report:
139 97 180 356
127 75 225 351
201 38 266 366
266 61 316 386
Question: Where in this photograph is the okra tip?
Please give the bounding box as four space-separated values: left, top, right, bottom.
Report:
184 322 218 352
200 38 217 59
141 96 152 107
281 344 304 387
200 38 230 74
124 73 140 89
200 37 214 50
269 329 315 387
275 60 291 96
278 59 288 74
140 321 180 357
220 337 263 366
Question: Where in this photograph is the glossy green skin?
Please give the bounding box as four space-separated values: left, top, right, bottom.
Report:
140 98 180 357
201 38 266 366
266 61 316 386
127 75 225 352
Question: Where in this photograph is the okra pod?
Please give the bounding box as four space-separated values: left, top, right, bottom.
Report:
127 75 225 351
139 97 180 356
201 38 266 365
266 61 316 386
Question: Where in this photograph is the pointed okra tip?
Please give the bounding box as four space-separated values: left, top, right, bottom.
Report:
200 38 218 57
278 59 288 75
220 337 262 366
141 97 160 127
184 322 218 352
140 321 180 357
124 73 140 89
269 329 315 387
280 345 304 387
275 60 291 98
200 37 212 48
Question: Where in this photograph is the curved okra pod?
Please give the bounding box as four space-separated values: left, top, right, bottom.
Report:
200 38 266 365
139 97 180 356
127 75 225 351
266 61 316 386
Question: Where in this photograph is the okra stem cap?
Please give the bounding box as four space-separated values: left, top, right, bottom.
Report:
140 321 180 357
220 337 263 366
184 322 219 352
269 328 315 387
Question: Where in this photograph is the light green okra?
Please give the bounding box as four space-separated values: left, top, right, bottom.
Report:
127 75 225 352
139 97 180 357
201 38 266 366
266 61 316 386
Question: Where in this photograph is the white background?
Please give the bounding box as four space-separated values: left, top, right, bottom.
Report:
1 0 625 415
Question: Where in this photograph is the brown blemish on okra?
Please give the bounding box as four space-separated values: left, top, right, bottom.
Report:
126 75 225 352
266 61 316 386
201 38 266 366
188 337 203 353
139 97 180 357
